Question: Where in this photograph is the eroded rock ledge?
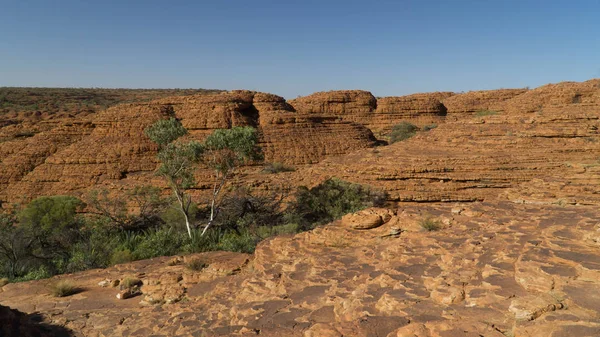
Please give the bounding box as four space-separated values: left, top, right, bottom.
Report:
2 203 600 336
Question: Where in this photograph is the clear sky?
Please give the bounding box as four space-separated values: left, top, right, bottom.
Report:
1 0 599 98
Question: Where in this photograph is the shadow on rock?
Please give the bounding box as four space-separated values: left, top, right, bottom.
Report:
0 304 74 337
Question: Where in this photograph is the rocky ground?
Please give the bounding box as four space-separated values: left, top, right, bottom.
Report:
1 203 600 336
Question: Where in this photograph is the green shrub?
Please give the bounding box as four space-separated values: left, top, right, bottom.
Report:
18 195 85 270
390 122 418 143
255 223 299 239
290 178 387 229
262 162 296 174
476 110 498 117
217 230 258 254
2 178 386 281
160 202 198 231
49 280 79 297
419 217 441 231
110 249 135 265
131 227 185 260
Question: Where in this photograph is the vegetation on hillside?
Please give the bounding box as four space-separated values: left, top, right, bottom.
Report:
0 178 384 283
389 122 419 143
0 87 222 116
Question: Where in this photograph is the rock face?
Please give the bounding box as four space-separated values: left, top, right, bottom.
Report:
0 91 377 205
289 90 452 136
443 88 528 114
505 79 600 113
0 304 73 337
264 96 600 205
2 203 600 336
4 79 599 206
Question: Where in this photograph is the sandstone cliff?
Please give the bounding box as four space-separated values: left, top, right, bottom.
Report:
2 79 600 336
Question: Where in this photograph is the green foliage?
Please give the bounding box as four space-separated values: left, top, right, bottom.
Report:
144 117 187 146
131 227 185 260
290 178 387 229
217 229 258 254
203 126 263 173
145 119 263 237
19 195 83 234
476 110 499 117
160 201 199 230
262 162 296 174
156 141 204 189
13 265 51 283
1 178 385 282
110 249 134 265
12 196 84 276
390 122 418 143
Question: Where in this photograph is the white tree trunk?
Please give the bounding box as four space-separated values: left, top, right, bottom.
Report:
182 209 192 238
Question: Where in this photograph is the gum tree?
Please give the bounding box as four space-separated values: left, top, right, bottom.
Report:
145 117 262 237
200 127 263 235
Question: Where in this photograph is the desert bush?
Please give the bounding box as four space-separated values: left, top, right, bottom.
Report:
476 110 498 117
262 162 296 174
217 229 258 254
390 122 418 143
49 280 79 297
209 188 287 234
66 223 118 272
160 201 199 231
86 186 170 231
186 258 208 271
290 178 387 229
130 227 186 260
18 196 85 263
419 217 441 231
110 249 135 265
1 178 386 281
121 277 142 289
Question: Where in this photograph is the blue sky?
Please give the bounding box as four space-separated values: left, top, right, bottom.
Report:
1 0 599 98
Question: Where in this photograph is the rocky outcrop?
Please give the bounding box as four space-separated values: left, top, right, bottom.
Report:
373 93 450 135
290 90 452 136
289 90 377 115
0 91 377 205
2 203 600 336
505 79 600 113
261 97 600 204
443 88 528 114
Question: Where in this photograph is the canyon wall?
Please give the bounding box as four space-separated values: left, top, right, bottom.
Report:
2 80 600 206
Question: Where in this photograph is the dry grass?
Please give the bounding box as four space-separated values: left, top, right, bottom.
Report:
186 259 208 272
419 217 442 232
49 280 79 297
121 277 142 289
0 278 8 287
